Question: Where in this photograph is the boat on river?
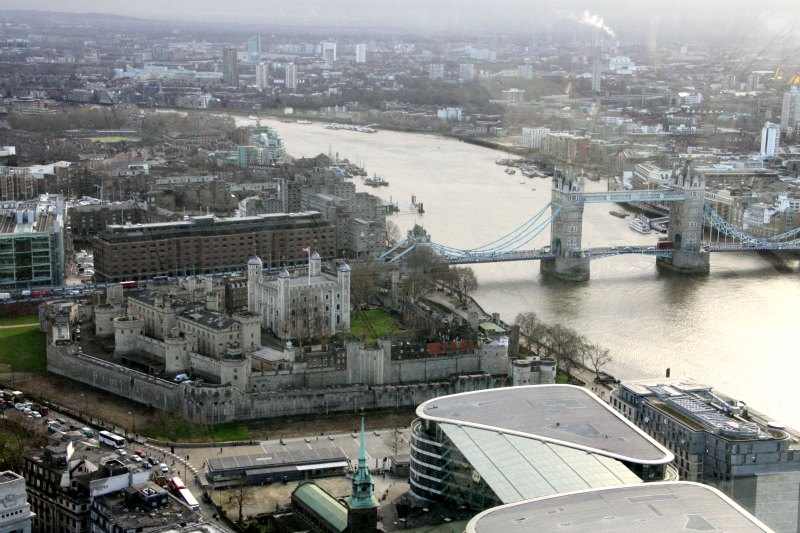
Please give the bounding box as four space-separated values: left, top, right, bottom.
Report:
629 215 652 234
609 210 629 219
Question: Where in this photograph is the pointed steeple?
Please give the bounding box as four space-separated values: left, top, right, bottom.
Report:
349 416 378 510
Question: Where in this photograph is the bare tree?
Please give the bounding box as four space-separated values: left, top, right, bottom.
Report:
546 324 586 377
452 267 478 305
228 483 252 525
514 312 550 354
586 344 612 377
401 247 448 301
385 220 402 246
351 260 382 310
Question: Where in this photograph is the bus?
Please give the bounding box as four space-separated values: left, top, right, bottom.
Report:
98 430 126 449
178 488 200 511
169 476 186 491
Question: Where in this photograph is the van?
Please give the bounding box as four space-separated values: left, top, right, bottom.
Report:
159 463 169 474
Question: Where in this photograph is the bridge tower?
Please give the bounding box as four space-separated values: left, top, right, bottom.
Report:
540 169 590 281
656 161 710 274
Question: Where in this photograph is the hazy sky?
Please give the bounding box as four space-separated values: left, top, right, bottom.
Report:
3 0 800 36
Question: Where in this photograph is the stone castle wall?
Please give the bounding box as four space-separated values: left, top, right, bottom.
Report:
47 342 509 424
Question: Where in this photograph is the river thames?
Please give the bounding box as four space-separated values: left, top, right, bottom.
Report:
244 118 799 427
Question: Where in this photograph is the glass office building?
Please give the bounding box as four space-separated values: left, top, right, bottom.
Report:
410 385 676 509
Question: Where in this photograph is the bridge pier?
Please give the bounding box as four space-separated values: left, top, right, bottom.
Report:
656 162 711 275
541 169 590 282
540 255 590 282
656 251 710 275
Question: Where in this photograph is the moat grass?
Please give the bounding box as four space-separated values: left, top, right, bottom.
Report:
0 316 46 373
0 315 39 327
350 309 401 342
144 414 251 442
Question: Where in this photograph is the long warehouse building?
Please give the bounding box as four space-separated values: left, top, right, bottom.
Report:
93 211 335 281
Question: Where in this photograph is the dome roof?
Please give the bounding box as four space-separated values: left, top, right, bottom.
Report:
338 262 351 272
278 268 291 278
248 256 263 266
311 251 321 260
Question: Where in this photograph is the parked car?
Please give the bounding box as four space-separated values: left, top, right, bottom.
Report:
159 463 169 474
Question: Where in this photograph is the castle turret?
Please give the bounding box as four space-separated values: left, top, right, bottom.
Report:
236 312 262 354
309 251 322 277
247 256 263 314
337 262 351 330
347 416 379 532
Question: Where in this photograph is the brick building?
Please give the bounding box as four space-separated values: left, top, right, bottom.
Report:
93 211 335 281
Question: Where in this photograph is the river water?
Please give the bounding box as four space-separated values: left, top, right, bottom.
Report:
241 117 799 427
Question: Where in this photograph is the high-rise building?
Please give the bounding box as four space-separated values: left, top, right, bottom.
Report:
256 62 269 91
459 63 476 82
592 56 602 94
355 43 367 64
428 63 445 80
761 122 780 158
0 194 65 289
321 41 337 65
517 64 534 80
247 34 262 61
521 127 550 150
222 47 239 87
285 62 298 90
781 86 800 133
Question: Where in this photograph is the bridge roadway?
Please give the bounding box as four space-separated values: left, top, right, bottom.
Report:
576 189 687 204
429 243 800 265
429 245 673 265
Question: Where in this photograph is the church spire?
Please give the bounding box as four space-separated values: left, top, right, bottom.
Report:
349 416 378 510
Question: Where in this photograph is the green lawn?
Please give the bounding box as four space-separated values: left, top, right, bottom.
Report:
0 320 46 373
350 309 400 342
144 415 250 442
0 315 39 327
87 136 139 143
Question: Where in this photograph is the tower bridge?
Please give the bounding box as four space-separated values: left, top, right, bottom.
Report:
379 162 800 281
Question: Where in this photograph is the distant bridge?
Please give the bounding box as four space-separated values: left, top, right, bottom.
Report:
380 164 800 280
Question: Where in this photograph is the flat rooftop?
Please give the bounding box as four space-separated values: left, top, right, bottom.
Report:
620 377 710 397
466 482 773 533
207 440 347 474
418 385 673 464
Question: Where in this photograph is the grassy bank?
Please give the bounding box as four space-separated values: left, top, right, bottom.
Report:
350 309 401 343
143 414 251 442
0 316 45 373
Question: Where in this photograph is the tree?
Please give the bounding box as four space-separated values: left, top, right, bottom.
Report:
515 312 551 354
545 324 586 376
451 267 478 304
586 344 612 378
351 260 383 310
228 483 252 525
401 247 448 301
385 220 402 246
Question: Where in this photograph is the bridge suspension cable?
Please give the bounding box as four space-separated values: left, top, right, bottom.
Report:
465 203 552 252
426 204 557 258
